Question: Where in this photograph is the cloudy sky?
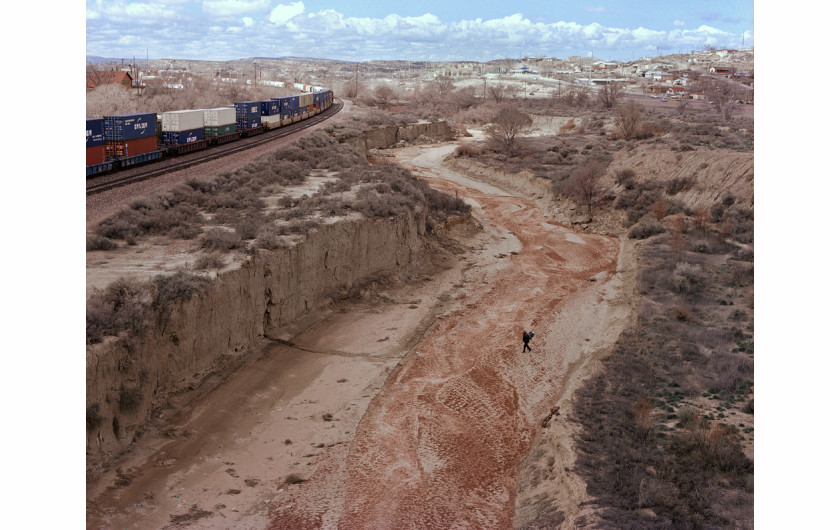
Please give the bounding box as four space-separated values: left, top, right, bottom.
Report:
85 0 754 62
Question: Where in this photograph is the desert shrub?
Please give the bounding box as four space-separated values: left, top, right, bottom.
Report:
193 253 225 270
96 197 203 241
86 278 154 344
615 168 636 188
87 235 119 251
153 271 211 309
665 176 695 195
86 403 103 431
118 386 142 412
455 143 482 157
285 474 306 484
202 227 242 251
709 353 753 393
729 262 753 287
629 218 665 239
672 262 705 294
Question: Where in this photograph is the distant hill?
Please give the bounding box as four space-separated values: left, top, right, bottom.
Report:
235 56 353 64
86 55 130 64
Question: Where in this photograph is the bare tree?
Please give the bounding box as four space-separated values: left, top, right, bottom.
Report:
86 63 111 90
486 107 532 155
430 76 455 97
701 77 738 121
488 83 514 103
567 158 606 218
452 86 477 110
597 81 624 108
373 84 396 108
558 84 591 107
614 101 643 140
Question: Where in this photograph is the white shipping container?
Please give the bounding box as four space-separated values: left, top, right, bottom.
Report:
261 115 280 125
162 109 204 132
203 107 236 127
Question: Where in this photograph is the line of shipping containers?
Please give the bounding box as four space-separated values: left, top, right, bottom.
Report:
203 107 237 138
161 109 205 147
260 99 281 130
104 112 158 159
271 96 293 125
235 101 262 131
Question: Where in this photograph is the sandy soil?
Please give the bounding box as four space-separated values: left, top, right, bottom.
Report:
86 139 636 529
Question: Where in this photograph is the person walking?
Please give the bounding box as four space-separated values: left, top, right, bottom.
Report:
522 330 534 353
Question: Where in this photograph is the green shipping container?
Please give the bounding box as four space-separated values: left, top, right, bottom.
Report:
204 124 238 137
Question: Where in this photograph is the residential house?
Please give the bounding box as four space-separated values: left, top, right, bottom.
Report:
87 70 133 90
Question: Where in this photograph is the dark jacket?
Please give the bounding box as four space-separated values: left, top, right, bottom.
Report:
523 332 531 344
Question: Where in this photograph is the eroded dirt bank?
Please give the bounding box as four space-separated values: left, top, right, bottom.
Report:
87 212 427 472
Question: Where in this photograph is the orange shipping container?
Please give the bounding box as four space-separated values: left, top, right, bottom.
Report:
106 136 159 159
87 145 106 166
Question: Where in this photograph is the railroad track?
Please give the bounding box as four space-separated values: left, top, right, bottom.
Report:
86 98 344 196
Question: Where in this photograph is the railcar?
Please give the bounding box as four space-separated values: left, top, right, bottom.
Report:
86 89 334 177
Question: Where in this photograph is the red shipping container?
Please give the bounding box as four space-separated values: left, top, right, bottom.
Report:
106 136 159 159
87 145 106 166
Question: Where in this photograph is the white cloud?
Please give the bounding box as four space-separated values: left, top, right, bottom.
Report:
202 0 271 17
87 5 752 62
268 1 304 24
98 1 178 20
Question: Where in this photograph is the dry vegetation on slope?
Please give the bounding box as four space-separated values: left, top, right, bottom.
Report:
441 96 753 527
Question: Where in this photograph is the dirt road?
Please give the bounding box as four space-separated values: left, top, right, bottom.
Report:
86 142 634 529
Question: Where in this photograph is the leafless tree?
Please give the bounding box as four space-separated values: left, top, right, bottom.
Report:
486 107 532 155
488 83 514 103
86 63 111 90
430 76 456 97
597 81 624 108
373 84 397 108
567 158 606 218
452 86 477 110
701 77 738 121
558 84 591 107
614 101 643 140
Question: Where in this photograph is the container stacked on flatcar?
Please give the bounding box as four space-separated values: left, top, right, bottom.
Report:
271 96 294 125
203 107 238 144
260 99 282 130
87 118 112 176
104 113 160 167
161 110 205 148
235 101 262 135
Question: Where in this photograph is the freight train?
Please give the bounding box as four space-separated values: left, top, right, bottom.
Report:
86 89 334 177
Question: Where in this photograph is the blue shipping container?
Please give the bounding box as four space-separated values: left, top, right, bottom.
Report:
260 100 281 116
270 97 292 111
235 101 261 120
289 96 299 110
104 113 157 141
236 118 261 130
87 118 105 148
162 128 205 146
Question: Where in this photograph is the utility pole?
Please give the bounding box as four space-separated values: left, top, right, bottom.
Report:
355 63 359 97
